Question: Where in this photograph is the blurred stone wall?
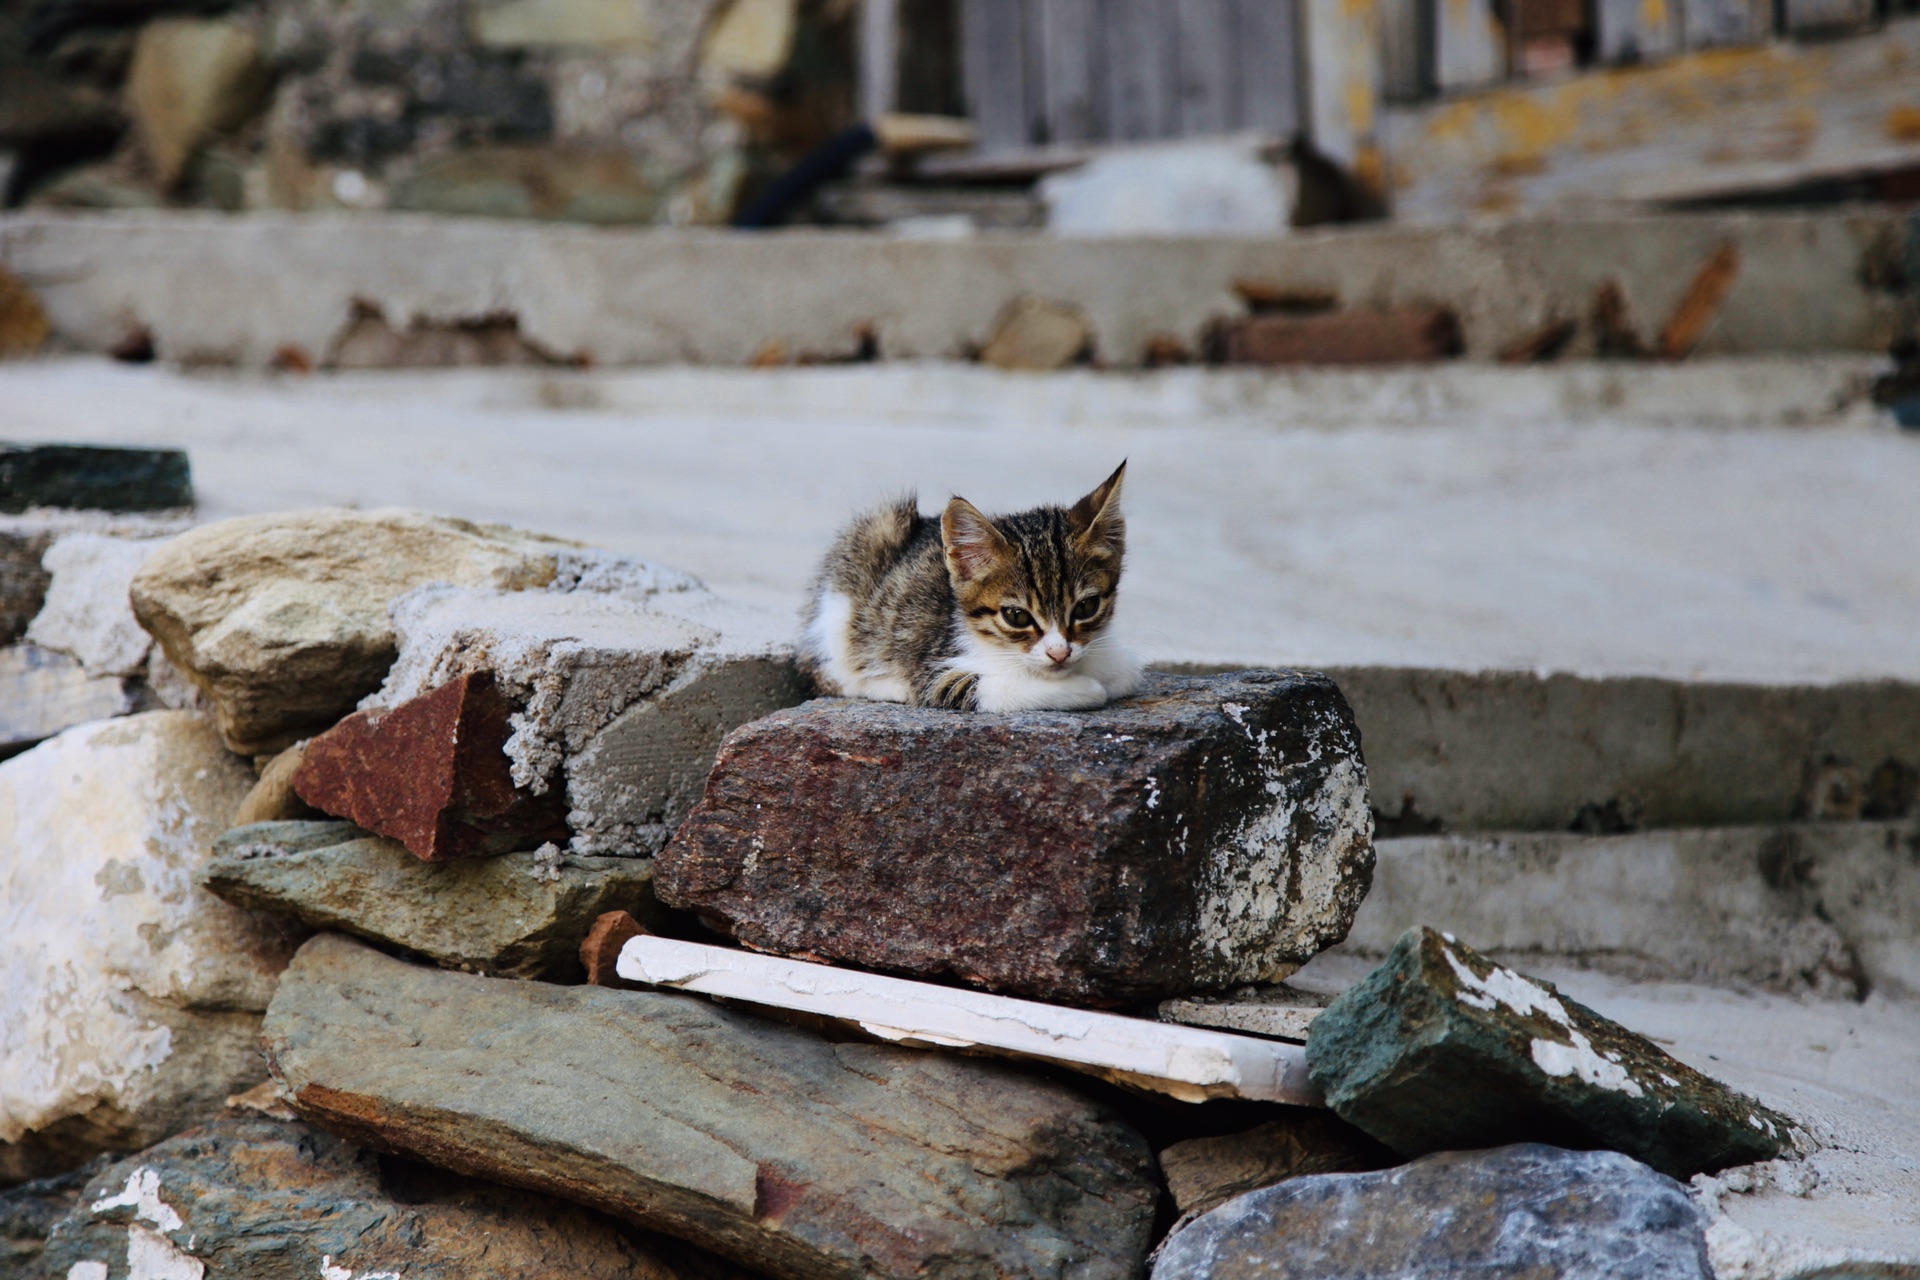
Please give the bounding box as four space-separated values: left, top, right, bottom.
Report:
0 0 855 222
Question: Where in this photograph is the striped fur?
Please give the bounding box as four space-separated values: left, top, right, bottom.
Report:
800 463 1142 712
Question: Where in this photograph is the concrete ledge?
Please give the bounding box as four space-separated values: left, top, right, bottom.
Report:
1340 823 1920 1000
2 208 1909 368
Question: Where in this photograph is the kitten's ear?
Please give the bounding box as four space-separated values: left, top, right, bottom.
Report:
1068 460 1127 543
942 497 1007 582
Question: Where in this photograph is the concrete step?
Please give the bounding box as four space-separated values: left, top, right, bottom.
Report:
2 207 1911 368
1338 823 1920 1001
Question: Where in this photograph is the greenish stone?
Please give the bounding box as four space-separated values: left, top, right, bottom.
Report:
389 147 665 224
1304 926 1793 1178
0 446 191 514
201 823 662 980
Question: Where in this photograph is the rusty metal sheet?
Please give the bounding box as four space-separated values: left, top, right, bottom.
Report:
1385 19 1920 222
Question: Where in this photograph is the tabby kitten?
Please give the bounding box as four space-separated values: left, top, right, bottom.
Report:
800 462 1143 712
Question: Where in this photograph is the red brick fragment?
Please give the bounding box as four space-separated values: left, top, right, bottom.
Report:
292 671 566 862
1223 307 1463 366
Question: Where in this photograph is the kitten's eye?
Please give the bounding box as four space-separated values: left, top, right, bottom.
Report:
1072 595 1101 621
1000 606 1035 629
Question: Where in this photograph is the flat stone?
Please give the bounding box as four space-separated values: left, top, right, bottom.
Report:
656 670 1375 1005
0 712 305 1184
471 0 661 49
389 147 669 225
1304 926 1795 1178
1151 1144 1713 1280
1158 1114 1395 1219
701 0 797 81
126 507 602 754
124 19 267 187
294 670 568 861
0 643 144 759
266 933 1159 1280
203 823 663 979
979 296 1090 370
370 581 805 855
0 1157 106 1273
24 533 169 677
0 445 191 515
39 1114 737 1279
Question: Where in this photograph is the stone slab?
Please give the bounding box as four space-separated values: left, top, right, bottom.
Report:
40 1114 740 1280
265 933 1159 1280
612 932 1322 1105
0 444 192 514
1341 822 1920 999
1305 927 1794 1178
294 670 569 861
203 821 663 979
1152 1144 1713 1280
0 208 1906 367
657 671 1375 1005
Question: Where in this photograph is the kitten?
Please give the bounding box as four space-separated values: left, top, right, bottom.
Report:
800 462 1143 712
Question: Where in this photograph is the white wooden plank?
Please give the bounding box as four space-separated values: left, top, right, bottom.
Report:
1034 0 1103 143
616 934 1324 1106
961 0 1034 151
1681 0 1769 47
860 0 900 121
1433 0 1506 88
1596 0 1681 63
1101 0 1179 140
1303 0 1385 192
1379 0 1432 100
1176 0 1242 135
1236 0 1304 138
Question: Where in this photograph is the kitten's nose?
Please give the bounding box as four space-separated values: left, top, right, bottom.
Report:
1044 638 1071 665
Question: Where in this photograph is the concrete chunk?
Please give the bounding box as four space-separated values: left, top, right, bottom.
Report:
265 933 1159 1280
657 671 1375 1005
1305 927 1795 1178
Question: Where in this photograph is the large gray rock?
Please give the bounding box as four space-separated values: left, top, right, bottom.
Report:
265 933 1159 1280
1305 927 1795 1179
40 1114 745 1280
202 820 665 979
657 671 1374 1005
0 712 306 1185
1152 1144 1713 1279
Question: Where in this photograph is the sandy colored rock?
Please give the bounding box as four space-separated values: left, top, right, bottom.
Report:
40 1114 740 1279
1306 927 1796 1178
25 534 169 678
657 671 1375 1005
125 20 266 187
0 712 305 1184
1159 1115 1394 1219
702 0 797 81
232 742 318 825
979 297 1090 370
266 933 1159 1279
294 670 568 861
126 508 592 754
1153 1144 1712 1280
203 822 664 979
